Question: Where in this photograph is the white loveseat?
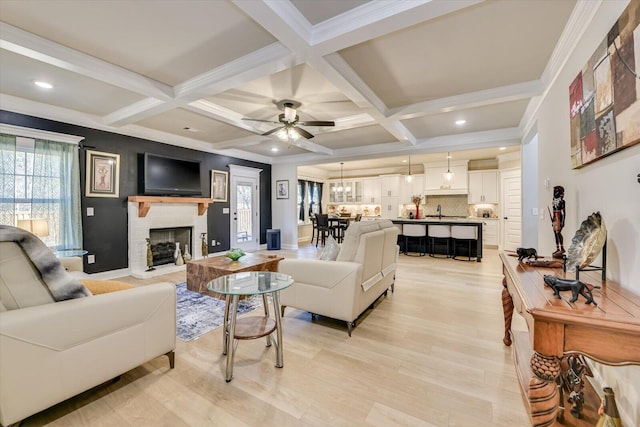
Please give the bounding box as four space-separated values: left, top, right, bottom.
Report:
0 238 176 426
278 219 399 335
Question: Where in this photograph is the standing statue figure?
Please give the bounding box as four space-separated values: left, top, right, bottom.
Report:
145 238 155 271
201 232 208 258
549 185 566 259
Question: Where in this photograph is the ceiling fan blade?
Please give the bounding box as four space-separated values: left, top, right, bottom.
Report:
242 118 280 124
297 120 335 127
262 127 284 136
294 126 314 139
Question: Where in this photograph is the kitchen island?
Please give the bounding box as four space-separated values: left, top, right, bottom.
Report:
391 218 484 262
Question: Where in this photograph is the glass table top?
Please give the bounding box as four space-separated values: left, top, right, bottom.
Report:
207 271 293 296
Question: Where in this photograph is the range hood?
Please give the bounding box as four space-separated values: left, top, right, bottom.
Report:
424 186 468 196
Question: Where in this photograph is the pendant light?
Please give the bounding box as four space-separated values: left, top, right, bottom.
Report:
443 152 454 182
406 156 413 183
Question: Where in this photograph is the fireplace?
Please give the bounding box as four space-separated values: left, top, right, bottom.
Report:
128 200 208 278
149 226 192 267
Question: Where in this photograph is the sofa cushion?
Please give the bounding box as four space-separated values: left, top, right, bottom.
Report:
336 221 382 262
0 242 56 310
79 279 135 295
319 235 341 261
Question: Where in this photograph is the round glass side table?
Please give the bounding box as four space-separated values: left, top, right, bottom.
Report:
207 271 293 382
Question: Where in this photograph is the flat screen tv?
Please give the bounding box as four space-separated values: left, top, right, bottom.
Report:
143 152 202 196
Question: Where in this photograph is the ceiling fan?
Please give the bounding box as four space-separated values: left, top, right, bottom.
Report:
241 100 334 140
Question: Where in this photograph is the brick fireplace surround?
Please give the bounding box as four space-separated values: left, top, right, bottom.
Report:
127 201 208 278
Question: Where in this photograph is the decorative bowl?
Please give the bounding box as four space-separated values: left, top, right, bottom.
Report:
226 248 245 261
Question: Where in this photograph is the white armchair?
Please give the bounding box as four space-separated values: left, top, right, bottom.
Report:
0 235 176 426
278 219 399 335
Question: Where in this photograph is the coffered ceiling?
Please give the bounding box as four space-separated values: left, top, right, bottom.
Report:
0 0 588 170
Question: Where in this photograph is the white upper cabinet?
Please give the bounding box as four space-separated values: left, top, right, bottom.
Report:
399 174 425 203
362 177 382 204
468 170 498 204
328 179 363 203
380 174 401 197
423 161 469 195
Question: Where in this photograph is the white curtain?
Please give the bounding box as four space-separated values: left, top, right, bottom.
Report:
0 133 82 249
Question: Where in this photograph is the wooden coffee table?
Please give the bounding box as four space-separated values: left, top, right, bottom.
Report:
186 253 284 297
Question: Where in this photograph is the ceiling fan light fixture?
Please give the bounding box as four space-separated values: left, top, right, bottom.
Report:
284 106 297 123
287 127 300 141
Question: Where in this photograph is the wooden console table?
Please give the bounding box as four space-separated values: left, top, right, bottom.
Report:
500 253 640 427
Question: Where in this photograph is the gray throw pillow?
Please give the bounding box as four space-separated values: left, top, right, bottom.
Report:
319 235 341 261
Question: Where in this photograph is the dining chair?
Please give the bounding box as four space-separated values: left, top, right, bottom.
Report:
315 214 332 247
310 214 318 246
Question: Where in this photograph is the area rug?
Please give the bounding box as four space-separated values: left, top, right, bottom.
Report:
175 282 262 341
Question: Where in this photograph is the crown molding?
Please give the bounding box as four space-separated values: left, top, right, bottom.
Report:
0 123 84 144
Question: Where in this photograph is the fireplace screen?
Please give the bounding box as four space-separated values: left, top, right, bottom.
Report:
149 226 192 266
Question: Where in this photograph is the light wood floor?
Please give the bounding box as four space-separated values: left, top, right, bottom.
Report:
21 245 531 427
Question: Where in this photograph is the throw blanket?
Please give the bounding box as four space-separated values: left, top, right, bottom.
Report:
0 225 92 301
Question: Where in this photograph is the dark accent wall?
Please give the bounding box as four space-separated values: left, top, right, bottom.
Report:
1 110 272 273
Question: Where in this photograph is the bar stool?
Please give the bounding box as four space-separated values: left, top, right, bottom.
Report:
451 225 478 261
403 223 427 256
428 224 451 258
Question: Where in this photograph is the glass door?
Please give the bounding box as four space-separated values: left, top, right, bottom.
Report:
230 172 259 252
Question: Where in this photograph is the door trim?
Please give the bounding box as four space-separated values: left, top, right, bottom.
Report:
229 165 262 252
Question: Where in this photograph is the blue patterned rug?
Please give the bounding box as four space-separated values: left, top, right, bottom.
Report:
176 282 262 341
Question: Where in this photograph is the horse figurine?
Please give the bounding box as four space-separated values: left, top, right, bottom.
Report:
543 275 597 305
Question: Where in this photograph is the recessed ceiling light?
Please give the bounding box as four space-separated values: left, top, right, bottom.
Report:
271 147 279 152
34 81 53 89
447 154 452 159
402 159 407 163
455 119 466 126
499 146 507 151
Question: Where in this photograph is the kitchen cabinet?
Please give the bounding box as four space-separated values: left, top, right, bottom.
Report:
380 196 399 219
468 170 498 204
328 179 363 203
399 174 425 204
482 218 498 246
362 177 381 204
380 174 401 197
423 160 468 195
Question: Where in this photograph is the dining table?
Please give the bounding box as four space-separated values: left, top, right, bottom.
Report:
328 216 352 242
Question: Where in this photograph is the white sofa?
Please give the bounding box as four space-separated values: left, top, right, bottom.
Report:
278 219 399 335
0 240 176 427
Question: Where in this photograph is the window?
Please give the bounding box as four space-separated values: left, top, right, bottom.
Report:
297 180 305 222
0 131 83 249
296 179 323 223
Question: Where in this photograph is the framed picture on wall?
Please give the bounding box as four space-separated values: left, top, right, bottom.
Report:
85 150 120 197
568 1 640 168
276 180 289 199
211 170 228 202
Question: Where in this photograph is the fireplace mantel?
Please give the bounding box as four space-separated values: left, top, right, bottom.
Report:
128 196 213 217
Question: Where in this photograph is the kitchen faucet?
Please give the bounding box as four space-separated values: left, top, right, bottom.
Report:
437 204 442 219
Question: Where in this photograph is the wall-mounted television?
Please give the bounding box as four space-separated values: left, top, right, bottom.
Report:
143 152 202 196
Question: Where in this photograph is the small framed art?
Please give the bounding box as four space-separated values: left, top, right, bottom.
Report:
85 150 120 197
211 170 228 202
276 180 289 199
